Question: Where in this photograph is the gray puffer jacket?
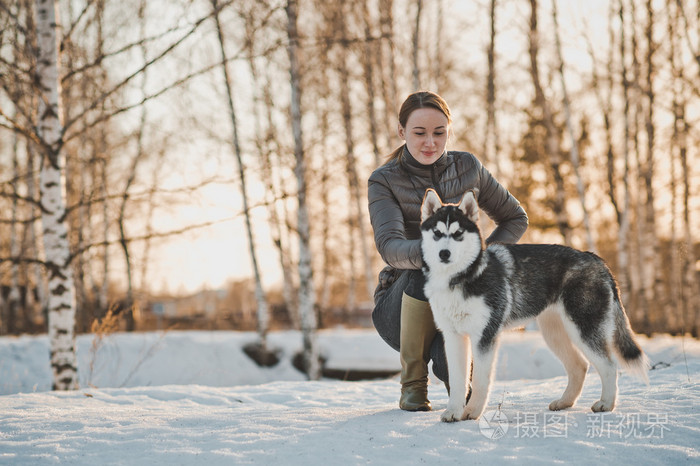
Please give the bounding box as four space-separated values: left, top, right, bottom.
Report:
368 147 528 271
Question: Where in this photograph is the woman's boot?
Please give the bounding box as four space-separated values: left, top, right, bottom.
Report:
399 293 437 411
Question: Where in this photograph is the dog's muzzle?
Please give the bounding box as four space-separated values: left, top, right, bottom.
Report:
439 249 451 263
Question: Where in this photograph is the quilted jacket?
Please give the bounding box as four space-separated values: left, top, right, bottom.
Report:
368 146 528 271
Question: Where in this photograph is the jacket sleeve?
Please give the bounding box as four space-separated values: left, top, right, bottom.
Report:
367 172 423 270
475 160 529 244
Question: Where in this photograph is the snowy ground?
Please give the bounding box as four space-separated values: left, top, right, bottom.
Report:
0 329 698 465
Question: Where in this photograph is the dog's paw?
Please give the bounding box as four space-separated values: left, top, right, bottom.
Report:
463 404 484 420
441 406 466 423
549 399 575 411
591 399 615 413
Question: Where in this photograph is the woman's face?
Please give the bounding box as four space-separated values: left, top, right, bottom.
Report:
398 107 449 165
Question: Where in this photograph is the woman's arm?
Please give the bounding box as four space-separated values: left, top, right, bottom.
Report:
368 172 423 270
476 161 529 244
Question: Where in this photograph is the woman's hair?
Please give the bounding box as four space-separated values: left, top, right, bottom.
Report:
385 90 452 162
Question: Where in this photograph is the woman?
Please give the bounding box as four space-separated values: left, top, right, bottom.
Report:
368 91 528 411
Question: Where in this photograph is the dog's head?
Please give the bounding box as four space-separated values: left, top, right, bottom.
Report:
420 189 483 273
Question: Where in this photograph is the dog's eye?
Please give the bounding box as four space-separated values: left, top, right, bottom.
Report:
452 229 464 241
433 230 444 239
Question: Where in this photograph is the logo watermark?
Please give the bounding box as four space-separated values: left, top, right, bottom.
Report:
478 409 510 440
478 410 670 440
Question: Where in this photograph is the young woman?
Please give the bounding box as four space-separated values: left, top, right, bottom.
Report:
368 91 528 411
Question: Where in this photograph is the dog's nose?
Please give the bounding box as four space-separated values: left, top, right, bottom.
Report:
439 249 451 262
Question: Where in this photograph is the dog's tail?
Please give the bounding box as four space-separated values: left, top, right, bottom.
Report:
612 293 650 385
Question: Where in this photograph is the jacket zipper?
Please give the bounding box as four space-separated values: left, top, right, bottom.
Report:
430 163 444 200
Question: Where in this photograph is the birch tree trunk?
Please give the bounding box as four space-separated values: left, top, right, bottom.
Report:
552 0 594 252
378 0 399 149
412 0 423 90
212 0 269 347
630 0 648 326
528 0 571 245
484 0 500 177
319 92 333 313
669 1 698 335
35 0 78 390
336 3 376 303
313 38 332 314
642 0 659 333
99 159 109 315
243 9 298 329
115 0 151 331
26 146 48 327
362 0 382 168
8 112 22 334
433 0 445 93
263 71 299 328
286 0 320 380
616 0 633 307
677 95 698 336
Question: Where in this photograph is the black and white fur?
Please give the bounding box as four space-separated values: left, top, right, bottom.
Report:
420 189 649 422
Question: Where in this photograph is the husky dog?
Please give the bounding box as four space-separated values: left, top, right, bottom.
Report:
420 189 649 423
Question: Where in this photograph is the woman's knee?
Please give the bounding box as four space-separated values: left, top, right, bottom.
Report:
403 269 427 301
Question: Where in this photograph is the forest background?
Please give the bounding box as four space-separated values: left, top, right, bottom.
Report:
0 0 698 386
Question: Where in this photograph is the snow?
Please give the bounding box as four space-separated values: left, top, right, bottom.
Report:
0 329 698 465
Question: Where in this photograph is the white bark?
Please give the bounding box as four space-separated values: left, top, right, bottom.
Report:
642 0 658 333
27 146 48 324
35 0 78 390
287 0 320 380
552 0 595 252
378 0 399 149
361 0 381 168
8 110 22 334
484 0 499 177
263 72 299 328
617 0 632 304
99 160 109 314
213 0 269 345
528 0 571 245
411 0 423 90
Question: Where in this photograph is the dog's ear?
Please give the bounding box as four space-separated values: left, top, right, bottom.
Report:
458 190 479 223
421 189 443 223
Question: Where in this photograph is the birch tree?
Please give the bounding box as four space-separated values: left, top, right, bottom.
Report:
552 0 594 252
262 71 299 328
378 0 399 149
484 0 499 177
527 0 571 245
212 0 270 350
7 101 22 334
35 0 78 390
668 0 698 335
115 0 153 332
241 2 299 329
641 0 659 332
334 1 375 304
286 0 320 380
26 145 48 327
615 0 633 304
361 0 382 168
411 0 423 90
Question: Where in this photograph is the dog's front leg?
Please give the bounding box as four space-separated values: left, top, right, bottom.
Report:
441 331 470 422
464 342 497 420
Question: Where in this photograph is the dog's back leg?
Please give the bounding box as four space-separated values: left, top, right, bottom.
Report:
537 308 589 411
579 348 618 412
558 312 618 412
